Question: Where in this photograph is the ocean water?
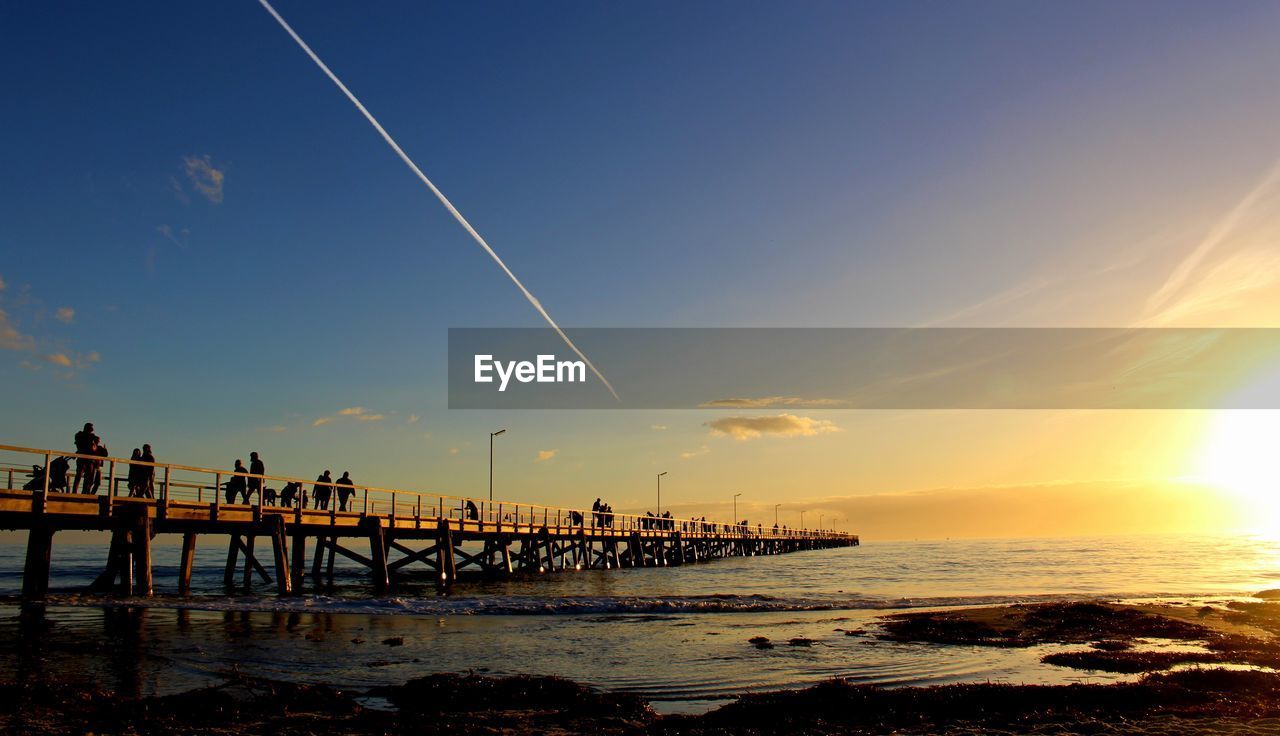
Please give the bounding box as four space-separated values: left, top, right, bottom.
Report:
1 533 1277 712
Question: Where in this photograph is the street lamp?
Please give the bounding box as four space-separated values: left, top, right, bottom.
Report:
774 503 781 526
489 428 506 500
800 510 806 529
657 471 667 514
733 493 742 524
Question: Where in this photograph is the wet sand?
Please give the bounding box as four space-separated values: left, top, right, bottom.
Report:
9 600 1280 733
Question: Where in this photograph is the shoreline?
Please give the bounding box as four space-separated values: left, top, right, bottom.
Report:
8 600 1280 733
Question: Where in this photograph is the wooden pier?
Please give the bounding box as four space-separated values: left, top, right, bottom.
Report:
0 444 857 601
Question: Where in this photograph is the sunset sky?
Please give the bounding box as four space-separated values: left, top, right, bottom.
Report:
4 1 1280 539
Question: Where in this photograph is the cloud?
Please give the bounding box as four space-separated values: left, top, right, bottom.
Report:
680 445 710 460
706 414 841 441
156 224 189 249
535 449 558 462
700 396 847 409
261 425 288 433
183 154 225 204
0 309 35 351
45 353 72 367
54 307 74 324
408 414 420 424
448 447 460 455
0 273 6 290
313 406 386 426
651 425 667 431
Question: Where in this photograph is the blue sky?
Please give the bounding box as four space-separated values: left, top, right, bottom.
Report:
5 2 1280 535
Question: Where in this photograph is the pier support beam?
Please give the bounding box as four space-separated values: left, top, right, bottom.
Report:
436 520 456 589
130 512 153 597
269 517 291 596
365 519 390 595
21 526 53 601
178 533 197 595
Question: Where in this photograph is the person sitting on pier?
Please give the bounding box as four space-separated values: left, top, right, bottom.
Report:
226 459 248 504
313 470 332 510
279 481 301 508
248 451 265 504
335 471 355 511
569 510 584 526
263 486 278 506
140 444 156 498
71 422 98 492
465 499 479 520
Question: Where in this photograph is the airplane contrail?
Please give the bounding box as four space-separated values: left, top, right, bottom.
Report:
257 0 619 401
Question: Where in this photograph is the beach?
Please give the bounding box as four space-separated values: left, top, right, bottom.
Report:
4 534 1280 732
8 599 1280 734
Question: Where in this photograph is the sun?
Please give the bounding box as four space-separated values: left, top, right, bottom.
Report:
1194 410 1280 513
1188 361 1280 533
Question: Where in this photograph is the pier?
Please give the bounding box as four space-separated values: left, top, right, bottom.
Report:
0 444 858 601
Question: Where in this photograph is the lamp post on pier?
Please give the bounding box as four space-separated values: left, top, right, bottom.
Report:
733 493 742 525
774 503 780 527
657 471 667 514
489 428 506 500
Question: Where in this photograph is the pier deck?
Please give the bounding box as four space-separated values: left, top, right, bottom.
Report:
0 444 858 601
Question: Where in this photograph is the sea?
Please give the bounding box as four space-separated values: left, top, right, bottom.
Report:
1 533 1276 713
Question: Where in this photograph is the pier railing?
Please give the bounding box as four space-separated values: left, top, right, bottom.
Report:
0 444 854 541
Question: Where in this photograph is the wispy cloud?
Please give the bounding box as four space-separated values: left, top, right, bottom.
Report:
156 224 189 249
706 414 841 441
535 449 558 462
54 307 74 324
448 447 460 456
261 425 289 433
313 406 385 426
0 273 6 291
183 154 225 204
407 414 420 424
700 396 847 409
680 445 710 460
650 424 667 431
0 309 35 351
45 353 72 368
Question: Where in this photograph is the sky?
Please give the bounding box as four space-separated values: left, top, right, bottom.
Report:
4 1 1280 540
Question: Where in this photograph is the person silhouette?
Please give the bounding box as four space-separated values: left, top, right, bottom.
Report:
313 470 333 510
140 444 156 498
248 451 265 504
72 422 97 492
335 471 355 511
226 459 248 504
127 449 144 497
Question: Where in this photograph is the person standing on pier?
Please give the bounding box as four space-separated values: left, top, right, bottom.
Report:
140 444 156 498
335 471 355 511
248 451 265 504
335 471 355 512
226 459 248 504
88 440 108 494
313 470 332 510
71 422 97 492
127 449 144 496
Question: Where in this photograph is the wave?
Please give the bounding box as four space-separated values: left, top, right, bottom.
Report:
0 591 1216 618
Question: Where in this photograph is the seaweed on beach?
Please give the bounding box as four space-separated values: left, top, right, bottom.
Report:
879 602 1211 647
1042 649 1226 673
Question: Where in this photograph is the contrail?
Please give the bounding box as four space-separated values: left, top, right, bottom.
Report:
1140 155 1280 323
257 0 619 400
